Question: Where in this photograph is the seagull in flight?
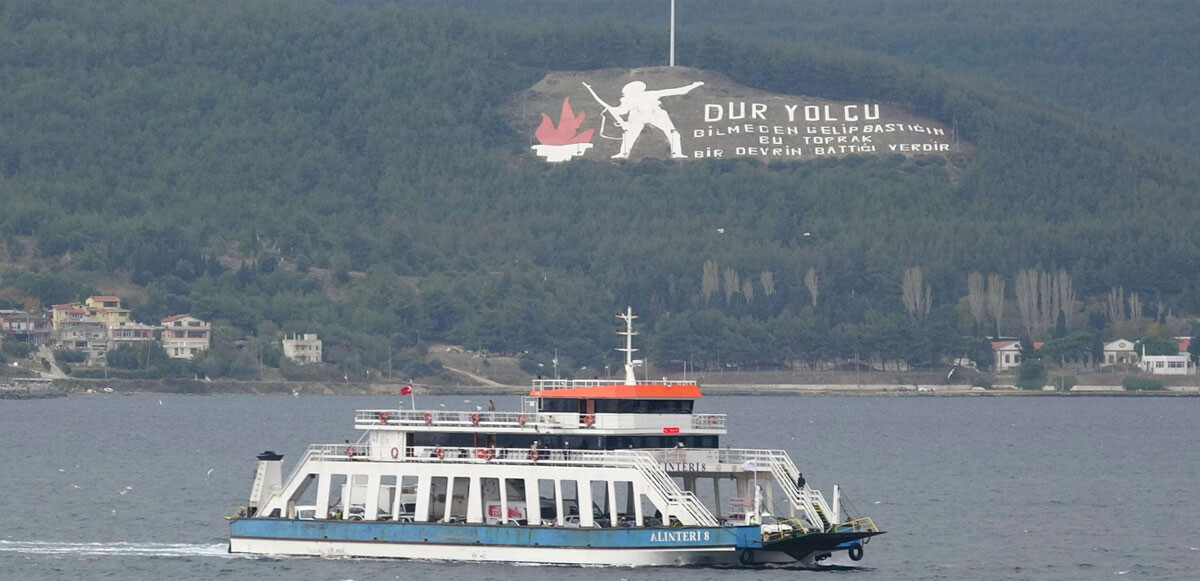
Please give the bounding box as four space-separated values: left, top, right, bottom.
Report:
206 468 215 478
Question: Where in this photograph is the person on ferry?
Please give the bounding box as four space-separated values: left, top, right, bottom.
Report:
796 473 806 490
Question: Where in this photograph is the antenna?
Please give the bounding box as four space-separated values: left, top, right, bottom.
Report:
616 307 639 385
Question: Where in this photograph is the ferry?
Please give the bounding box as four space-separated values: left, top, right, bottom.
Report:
229 309 883 567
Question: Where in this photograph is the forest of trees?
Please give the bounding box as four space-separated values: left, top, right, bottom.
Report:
1 1 1199 380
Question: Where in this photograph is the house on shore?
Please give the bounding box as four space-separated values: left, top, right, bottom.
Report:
1103 339 1138 366
992 340 1023 371
161 314 211 360
0 310 51 346
55 317 109 366
108 321 160 349
282 333 323 364
1138 337 1196 375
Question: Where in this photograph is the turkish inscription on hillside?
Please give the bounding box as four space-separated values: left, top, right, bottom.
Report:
515 67 962 163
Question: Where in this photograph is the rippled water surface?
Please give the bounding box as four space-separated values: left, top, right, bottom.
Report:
1 394 1196 580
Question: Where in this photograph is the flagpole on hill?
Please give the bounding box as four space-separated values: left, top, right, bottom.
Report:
669 0 676 67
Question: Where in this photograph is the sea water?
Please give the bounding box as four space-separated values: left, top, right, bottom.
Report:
0 394 1196 580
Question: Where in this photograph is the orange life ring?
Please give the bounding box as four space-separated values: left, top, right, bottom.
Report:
390 446 400 459
435 447 445 460
583 414 595 427
424 411 434 424
475 448 494 460
528 448 540 461
470 412 481 426
378 411 389 423
345 444 356 457
517 413 527 426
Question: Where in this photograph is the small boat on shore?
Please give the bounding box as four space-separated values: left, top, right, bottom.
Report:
229 308 883 566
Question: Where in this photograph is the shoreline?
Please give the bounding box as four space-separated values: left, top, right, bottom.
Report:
33 378 1200 397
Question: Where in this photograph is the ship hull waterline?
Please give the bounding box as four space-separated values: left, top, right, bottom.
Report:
228 519 873 566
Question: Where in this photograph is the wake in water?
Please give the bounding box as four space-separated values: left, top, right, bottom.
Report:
0 540 246 559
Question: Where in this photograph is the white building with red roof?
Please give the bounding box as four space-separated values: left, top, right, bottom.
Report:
991 340 1023 371
1137 337 1196 375
160 314 211 359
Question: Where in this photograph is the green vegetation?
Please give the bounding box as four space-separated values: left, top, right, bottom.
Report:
1015 360 1047 390
1051 376 1078 392
1122 376 1164 391
1 1 1199 379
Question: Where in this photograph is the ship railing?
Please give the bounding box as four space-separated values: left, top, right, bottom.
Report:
355 408 724 432
354 409 561 428
715 448 834 532
531 379 696 390
282 443 371 487
836 516 880 534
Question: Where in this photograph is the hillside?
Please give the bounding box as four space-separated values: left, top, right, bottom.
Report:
455 0 1200 154
2 0 1198 380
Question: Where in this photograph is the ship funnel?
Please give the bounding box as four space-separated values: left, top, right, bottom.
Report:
248 450 284 517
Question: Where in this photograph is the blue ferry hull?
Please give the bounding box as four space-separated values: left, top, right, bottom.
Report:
229 519 779 566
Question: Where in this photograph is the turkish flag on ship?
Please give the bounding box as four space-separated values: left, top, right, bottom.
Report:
401 383 413 395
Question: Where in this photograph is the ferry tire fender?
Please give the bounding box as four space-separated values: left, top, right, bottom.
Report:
435 447 445 460
738 549 755 566
470 412 481 426
390 446 400 460
517 413 527 426
345 444 355 458
378 411 389 423
848 544 864 561
583 414 595 427
528 448 540 461
424 411 433 424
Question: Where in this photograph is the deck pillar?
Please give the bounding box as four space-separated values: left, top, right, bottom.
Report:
314 471 331 519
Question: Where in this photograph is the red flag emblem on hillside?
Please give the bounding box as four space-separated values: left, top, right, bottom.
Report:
536 97 594 145
532 97 594 162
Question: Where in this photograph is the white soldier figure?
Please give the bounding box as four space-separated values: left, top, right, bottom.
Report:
584 80 703 159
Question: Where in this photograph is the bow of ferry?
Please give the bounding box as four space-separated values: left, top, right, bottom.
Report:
229 309 883 567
